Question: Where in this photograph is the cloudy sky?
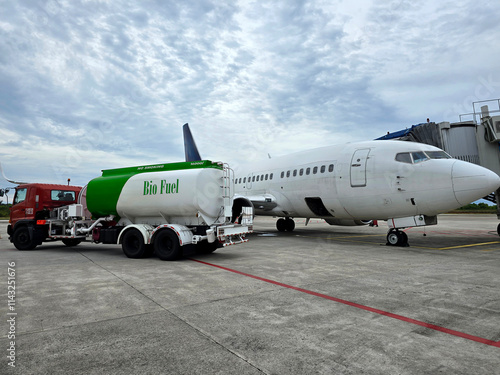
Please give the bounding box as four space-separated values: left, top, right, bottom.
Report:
1 0 500 186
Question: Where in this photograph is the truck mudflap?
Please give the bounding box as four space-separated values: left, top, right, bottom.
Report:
149 224 193 246
117 223 154 245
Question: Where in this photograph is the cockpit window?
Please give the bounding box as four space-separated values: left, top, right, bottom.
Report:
396 150 452 164
425 151 452 159
395 153 412 163
411 152 429 163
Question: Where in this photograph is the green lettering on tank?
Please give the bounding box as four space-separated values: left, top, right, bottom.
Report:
87 160 218 218
144 179 179 196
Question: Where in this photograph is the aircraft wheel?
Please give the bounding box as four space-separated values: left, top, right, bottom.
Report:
386 230 408 247
285 218 295 232
121 229 148 259
154 229 181 261
387 231 400 246
276 218 287 232
399 231 409 246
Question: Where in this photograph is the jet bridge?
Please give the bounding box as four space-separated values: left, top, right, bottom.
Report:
377 98 500 223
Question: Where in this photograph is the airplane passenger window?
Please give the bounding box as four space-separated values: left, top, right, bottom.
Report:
286 171 290 178
239 178 242 184
306 167 310 175
270 173 273 180
329 164 334 172
293 170 297 177
425 151 452 159
299 168 304 176
320 165 326 173
281 171 284 178
395 153 412 163
261 174 264 180
412 152 429 163
265 174 268 180
252 176 256 182
243 177 246 183
313 166 318 174
256 175 260 181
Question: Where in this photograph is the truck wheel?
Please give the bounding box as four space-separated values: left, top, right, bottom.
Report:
13 227 37 251
122 229 148 259
62 239 82 247
154 229 181 261
196 240 220 254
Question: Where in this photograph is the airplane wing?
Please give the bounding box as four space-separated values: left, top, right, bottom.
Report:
0 163 29 184
183 123 202 162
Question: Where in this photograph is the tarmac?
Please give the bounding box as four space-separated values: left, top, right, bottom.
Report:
0 215 499 374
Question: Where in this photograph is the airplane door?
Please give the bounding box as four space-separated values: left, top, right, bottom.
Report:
246 173 253 189
350 149 370 187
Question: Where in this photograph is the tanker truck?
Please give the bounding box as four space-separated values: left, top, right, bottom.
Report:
7 160 253 260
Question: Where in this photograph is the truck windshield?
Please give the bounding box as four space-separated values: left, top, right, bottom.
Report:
13 188 27 205
51 190 76 201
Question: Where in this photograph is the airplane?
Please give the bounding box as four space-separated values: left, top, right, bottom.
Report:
183 124 500 246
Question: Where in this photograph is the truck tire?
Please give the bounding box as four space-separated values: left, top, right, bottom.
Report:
121 229 149 259
196 240 220 254
62 239 82 247
153 229 181 261
13 226 37 251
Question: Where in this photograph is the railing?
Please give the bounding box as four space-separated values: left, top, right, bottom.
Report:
459 98 500 123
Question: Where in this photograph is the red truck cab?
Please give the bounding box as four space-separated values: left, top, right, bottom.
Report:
8 184 82 250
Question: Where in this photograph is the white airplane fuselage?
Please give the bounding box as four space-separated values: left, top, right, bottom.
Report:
233 140 500 222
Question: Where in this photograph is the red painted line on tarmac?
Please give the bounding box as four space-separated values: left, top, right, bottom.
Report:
190 258 500 348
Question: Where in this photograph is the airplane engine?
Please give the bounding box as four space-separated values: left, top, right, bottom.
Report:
324 218 372 226
232 197 254 223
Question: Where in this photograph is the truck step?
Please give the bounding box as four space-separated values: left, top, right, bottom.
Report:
221 234 249 247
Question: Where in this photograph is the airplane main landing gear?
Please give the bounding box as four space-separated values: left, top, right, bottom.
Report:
277 218 295 232
386 229 409 247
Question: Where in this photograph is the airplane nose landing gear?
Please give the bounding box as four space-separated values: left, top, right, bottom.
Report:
386 229 409 247
277 218 295 232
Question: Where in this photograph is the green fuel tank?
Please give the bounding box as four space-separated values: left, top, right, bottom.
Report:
80 161 226 224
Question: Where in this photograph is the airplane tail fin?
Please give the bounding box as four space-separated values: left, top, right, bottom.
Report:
0 162 28 185
183 123 202 162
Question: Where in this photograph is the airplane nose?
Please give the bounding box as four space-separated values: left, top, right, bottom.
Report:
452 161 500 206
